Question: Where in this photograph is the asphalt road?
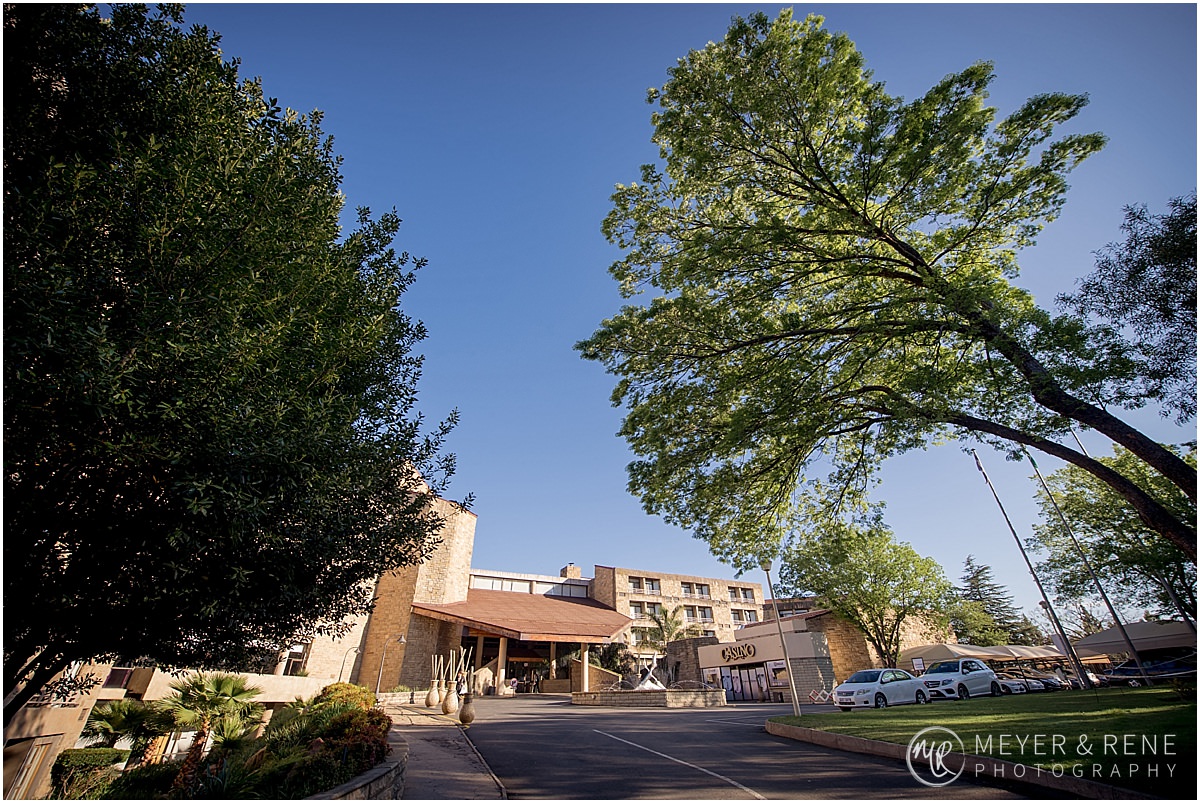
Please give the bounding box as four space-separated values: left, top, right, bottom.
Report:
461 695 1032 800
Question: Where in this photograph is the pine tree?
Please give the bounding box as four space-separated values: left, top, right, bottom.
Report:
955 556 1036 645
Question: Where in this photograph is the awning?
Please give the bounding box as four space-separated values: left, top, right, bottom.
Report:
411 588 630 643
1074 620 1196 657
997 645 1066 660
899 643 1015 667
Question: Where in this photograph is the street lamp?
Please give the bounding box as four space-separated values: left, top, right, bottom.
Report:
375 634 406 694
338 647 360 683
762 559 802 718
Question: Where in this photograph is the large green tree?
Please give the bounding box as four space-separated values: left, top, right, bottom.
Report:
1029 445 1197 622
4 4 461 722
577 10 1195 569
777 521 955 668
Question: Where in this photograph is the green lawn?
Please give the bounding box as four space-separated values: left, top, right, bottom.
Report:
771 687 1195 797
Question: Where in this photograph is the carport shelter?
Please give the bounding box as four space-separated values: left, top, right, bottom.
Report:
412 589 630 691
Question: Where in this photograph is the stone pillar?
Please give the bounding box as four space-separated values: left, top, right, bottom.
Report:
273 656 287 676
475 634 485 672
581 643 590 692
550 643 557 679
497 637 508 690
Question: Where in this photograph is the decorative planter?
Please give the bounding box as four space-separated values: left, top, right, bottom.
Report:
442 685 460 715
458 692 476 727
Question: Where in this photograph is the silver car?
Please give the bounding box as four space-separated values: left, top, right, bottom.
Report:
920 658 1001 700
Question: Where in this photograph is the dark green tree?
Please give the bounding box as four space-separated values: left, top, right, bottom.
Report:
1059 194 1197 423
954 556 1041 645
577 10 1195 570
4 4 462 723
1030 445 1197 622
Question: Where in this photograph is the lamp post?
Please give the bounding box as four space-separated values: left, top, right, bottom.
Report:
762 559 802 718
375 634 406 694
338 647 360 683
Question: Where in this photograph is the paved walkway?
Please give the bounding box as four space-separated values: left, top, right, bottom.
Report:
382 701 506 800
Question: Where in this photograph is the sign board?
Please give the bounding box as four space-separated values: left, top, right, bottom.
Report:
911 657 925 673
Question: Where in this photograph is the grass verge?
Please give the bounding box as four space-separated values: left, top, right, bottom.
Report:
770 686 1194 797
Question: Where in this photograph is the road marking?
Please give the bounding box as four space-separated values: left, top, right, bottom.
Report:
703 718 766 727
593 729 766 800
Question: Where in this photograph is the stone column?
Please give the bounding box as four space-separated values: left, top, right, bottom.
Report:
497 636 508 691
549 643 557 679
581 643 590 692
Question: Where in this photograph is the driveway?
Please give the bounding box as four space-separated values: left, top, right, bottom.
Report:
460 694 1031 799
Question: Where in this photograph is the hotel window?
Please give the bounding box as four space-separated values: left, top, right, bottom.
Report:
684 605 698 621
702 630 716 638
743 610 758 623
630 627 651 645
629 602 644 619
629 576 643 592
645 577 661 594
741 588 755 601
681 581 695 597
697 606 714 622
646 602 663 619
731 609 744 623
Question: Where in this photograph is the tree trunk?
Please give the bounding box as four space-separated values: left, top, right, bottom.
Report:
2 655 69 728
170 723 210 793
899 238 1197 504
947 412 1197 561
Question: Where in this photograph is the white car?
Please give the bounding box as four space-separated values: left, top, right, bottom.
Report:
834 668 928 710
920 658 1001 700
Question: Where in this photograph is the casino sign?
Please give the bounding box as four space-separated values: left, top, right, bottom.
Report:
720 643 756 662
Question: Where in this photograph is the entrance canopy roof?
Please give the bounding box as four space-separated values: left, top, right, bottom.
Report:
412 588 630 643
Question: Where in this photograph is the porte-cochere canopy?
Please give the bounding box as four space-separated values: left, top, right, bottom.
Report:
412 588 630 643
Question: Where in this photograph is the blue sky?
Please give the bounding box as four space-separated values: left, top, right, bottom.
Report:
180 3 1196 617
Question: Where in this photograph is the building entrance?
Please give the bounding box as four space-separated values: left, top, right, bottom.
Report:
719 665 767 702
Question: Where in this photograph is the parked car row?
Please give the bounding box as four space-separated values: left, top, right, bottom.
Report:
832 659 1094 711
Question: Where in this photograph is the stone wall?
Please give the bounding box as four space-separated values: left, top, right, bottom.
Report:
571 689 726 707
357 498 478 692
305 610 372 682
590 566 615 607
804 612 954 680
664 636 719 684
805 615 874 682
412 498 476 607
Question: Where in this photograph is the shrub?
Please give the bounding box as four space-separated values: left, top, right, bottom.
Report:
254 706 392 798
312 682 375 711
51 749 130 798
102 761 181 799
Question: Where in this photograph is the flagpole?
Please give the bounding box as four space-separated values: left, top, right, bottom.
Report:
970 450 1093 688
1022 445 1152 686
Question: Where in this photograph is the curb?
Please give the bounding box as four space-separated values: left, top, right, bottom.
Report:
764 720 1154 800
460 727 509 799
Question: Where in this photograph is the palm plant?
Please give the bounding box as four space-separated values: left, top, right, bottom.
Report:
155 672 263 792
643 606 700 683
82 698 172 765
